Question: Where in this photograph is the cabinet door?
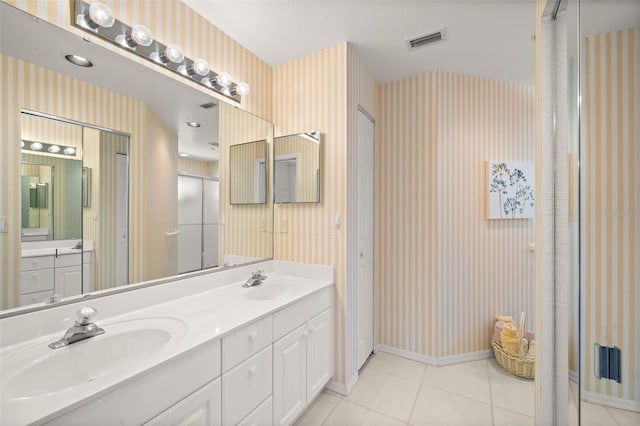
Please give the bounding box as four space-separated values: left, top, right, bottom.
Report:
307 309 332 402
145 378 221 426
273 324 307 426
54 265 82 298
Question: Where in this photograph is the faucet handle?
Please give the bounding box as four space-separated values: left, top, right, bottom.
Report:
254 268 265 277
76 306 98 325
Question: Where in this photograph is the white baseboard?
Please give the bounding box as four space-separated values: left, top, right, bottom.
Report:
374 344 493 367
581 390 640 413
325 373 358 396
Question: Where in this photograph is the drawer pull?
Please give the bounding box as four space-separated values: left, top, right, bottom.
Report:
248 331 257 341
31 273 38 279
248 366 257 376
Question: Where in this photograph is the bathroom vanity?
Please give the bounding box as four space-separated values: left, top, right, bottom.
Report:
20 240 95 305
0 261 334 425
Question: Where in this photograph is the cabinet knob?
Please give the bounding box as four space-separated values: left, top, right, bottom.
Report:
248 366 257 376
31 273 37 279
248 331 257 341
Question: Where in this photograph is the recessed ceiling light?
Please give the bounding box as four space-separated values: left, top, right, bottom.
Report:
65 54 93 67
186 121 201 128
179 153 189 157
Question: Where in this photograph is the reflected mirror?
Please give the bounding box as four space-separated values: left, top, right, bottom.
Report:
229 140 268 205
273 131 321 204
1 2 274 312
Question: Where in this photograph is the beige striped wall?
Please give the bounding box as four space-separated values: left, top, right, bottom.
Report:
274 134 320 203
272 43 348 384
178 158 218 178
582 27 639 402
219 102 273 263
20 164 51 230
229 141 267 204
377 71 536 358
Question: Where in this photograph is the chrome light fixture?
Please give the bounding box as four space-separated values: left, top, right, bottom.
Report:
21 140 78 157
73 0 248 103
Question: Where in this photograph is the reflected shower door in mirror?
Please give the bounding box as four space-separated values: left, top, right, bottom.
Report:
1 2 274 312
274 131 321 204
18 112 131 306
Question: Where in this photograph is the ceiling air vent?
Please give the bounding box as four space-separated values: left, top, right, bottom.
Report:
407 29 445 50
200 102 217 109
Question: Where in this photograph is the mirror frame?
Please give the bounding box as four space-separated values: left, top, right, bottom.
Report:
273 130 321 204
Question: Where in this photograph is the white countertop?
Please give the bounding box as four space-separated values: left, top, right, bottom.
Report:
21 240 95 258
0 271 333 425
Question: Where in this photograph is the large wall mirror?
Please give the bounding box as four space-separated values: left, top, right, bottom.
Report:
273 131 321 204
0 2 274 312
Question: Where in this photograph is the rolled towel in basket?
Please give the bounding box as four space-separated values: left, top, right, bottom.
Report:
527 340 536 359
496 316 514 324
500 322 521 356
493 321 505 345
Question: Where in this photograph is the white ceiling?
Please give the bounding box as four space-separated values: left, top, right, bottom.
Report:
183 0 538 85
0 2 221 161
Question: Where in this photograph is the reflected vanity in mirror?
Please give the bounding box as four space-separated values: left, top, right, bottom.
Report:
274 131 321 204
1 2 274 312
229 140 268 205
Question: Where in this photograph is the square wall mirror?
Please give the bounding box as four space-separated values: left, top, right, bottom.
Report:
229 140 268 205
274 131 321 204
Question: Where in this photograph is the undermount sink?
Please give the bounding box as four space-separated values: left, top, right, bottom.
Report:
1 317 186 399
243 282 291 300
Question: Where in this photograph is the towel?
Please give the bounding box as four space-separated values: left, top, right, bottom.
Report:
500 322 521 356
493 321 505 345
527 340 536 359
496 316 514 324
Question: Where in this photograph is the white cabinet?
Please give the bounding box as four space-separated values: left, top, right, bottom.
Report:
54 265 83 298
273 307 333 426
145 378 221 426
273 325 308 426
307 309 332 402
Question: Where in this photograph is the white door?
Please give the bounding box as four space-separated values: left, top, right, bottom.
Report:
203 179 219 268
307 309 332 402
115 154 129 286
357 110 375 370
273 325 307 426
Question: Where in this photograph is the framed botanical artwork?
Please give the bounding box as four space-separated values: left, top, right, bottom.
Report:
487 161 535 219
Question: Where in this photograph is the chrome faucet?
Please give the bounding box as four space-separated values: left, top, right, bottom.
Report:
242 269 267 288
49 306 105 349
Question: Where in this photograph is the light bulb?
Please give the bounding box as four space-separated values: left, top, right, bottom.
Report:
216 72 232 87
235 82 250 96
88 2 115 28
63 147 76 155
30 142 43 151
191 58 210 76
21 141 24 148
48 145 61 153
131 24 153 47
165 44 184 63
201 77 212 87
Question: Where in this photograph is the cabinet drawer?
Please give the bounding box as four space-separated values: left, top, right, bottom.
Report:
55 253 82 268
273 287 331 341
21 255 54 272
237 396 272 426
222 315 272 372
20 268 54 294
145 378 221 426
20 290 54 306
222 346 272 426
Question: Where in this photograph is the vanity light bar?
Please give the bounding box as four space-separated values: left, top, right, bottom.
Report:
21 140 77 157
72 0 245 103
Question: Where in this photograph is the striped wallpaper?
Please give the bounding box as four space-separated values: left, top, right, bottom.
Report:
582 26 639 403
274 134 320 203
377 71 536 359
272 43 348 384
229 140 267 204
218 102 273 263
178 158 218 178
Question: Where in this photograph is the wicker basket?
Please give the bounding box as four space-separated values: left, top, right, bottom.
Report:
492 312 535 379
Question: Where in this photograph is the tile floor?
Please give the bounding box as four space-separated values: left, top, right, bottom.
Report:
295 351 640 426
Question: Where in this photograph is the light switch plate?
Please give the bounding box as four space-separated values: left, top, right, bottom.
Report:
0 216 7 233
